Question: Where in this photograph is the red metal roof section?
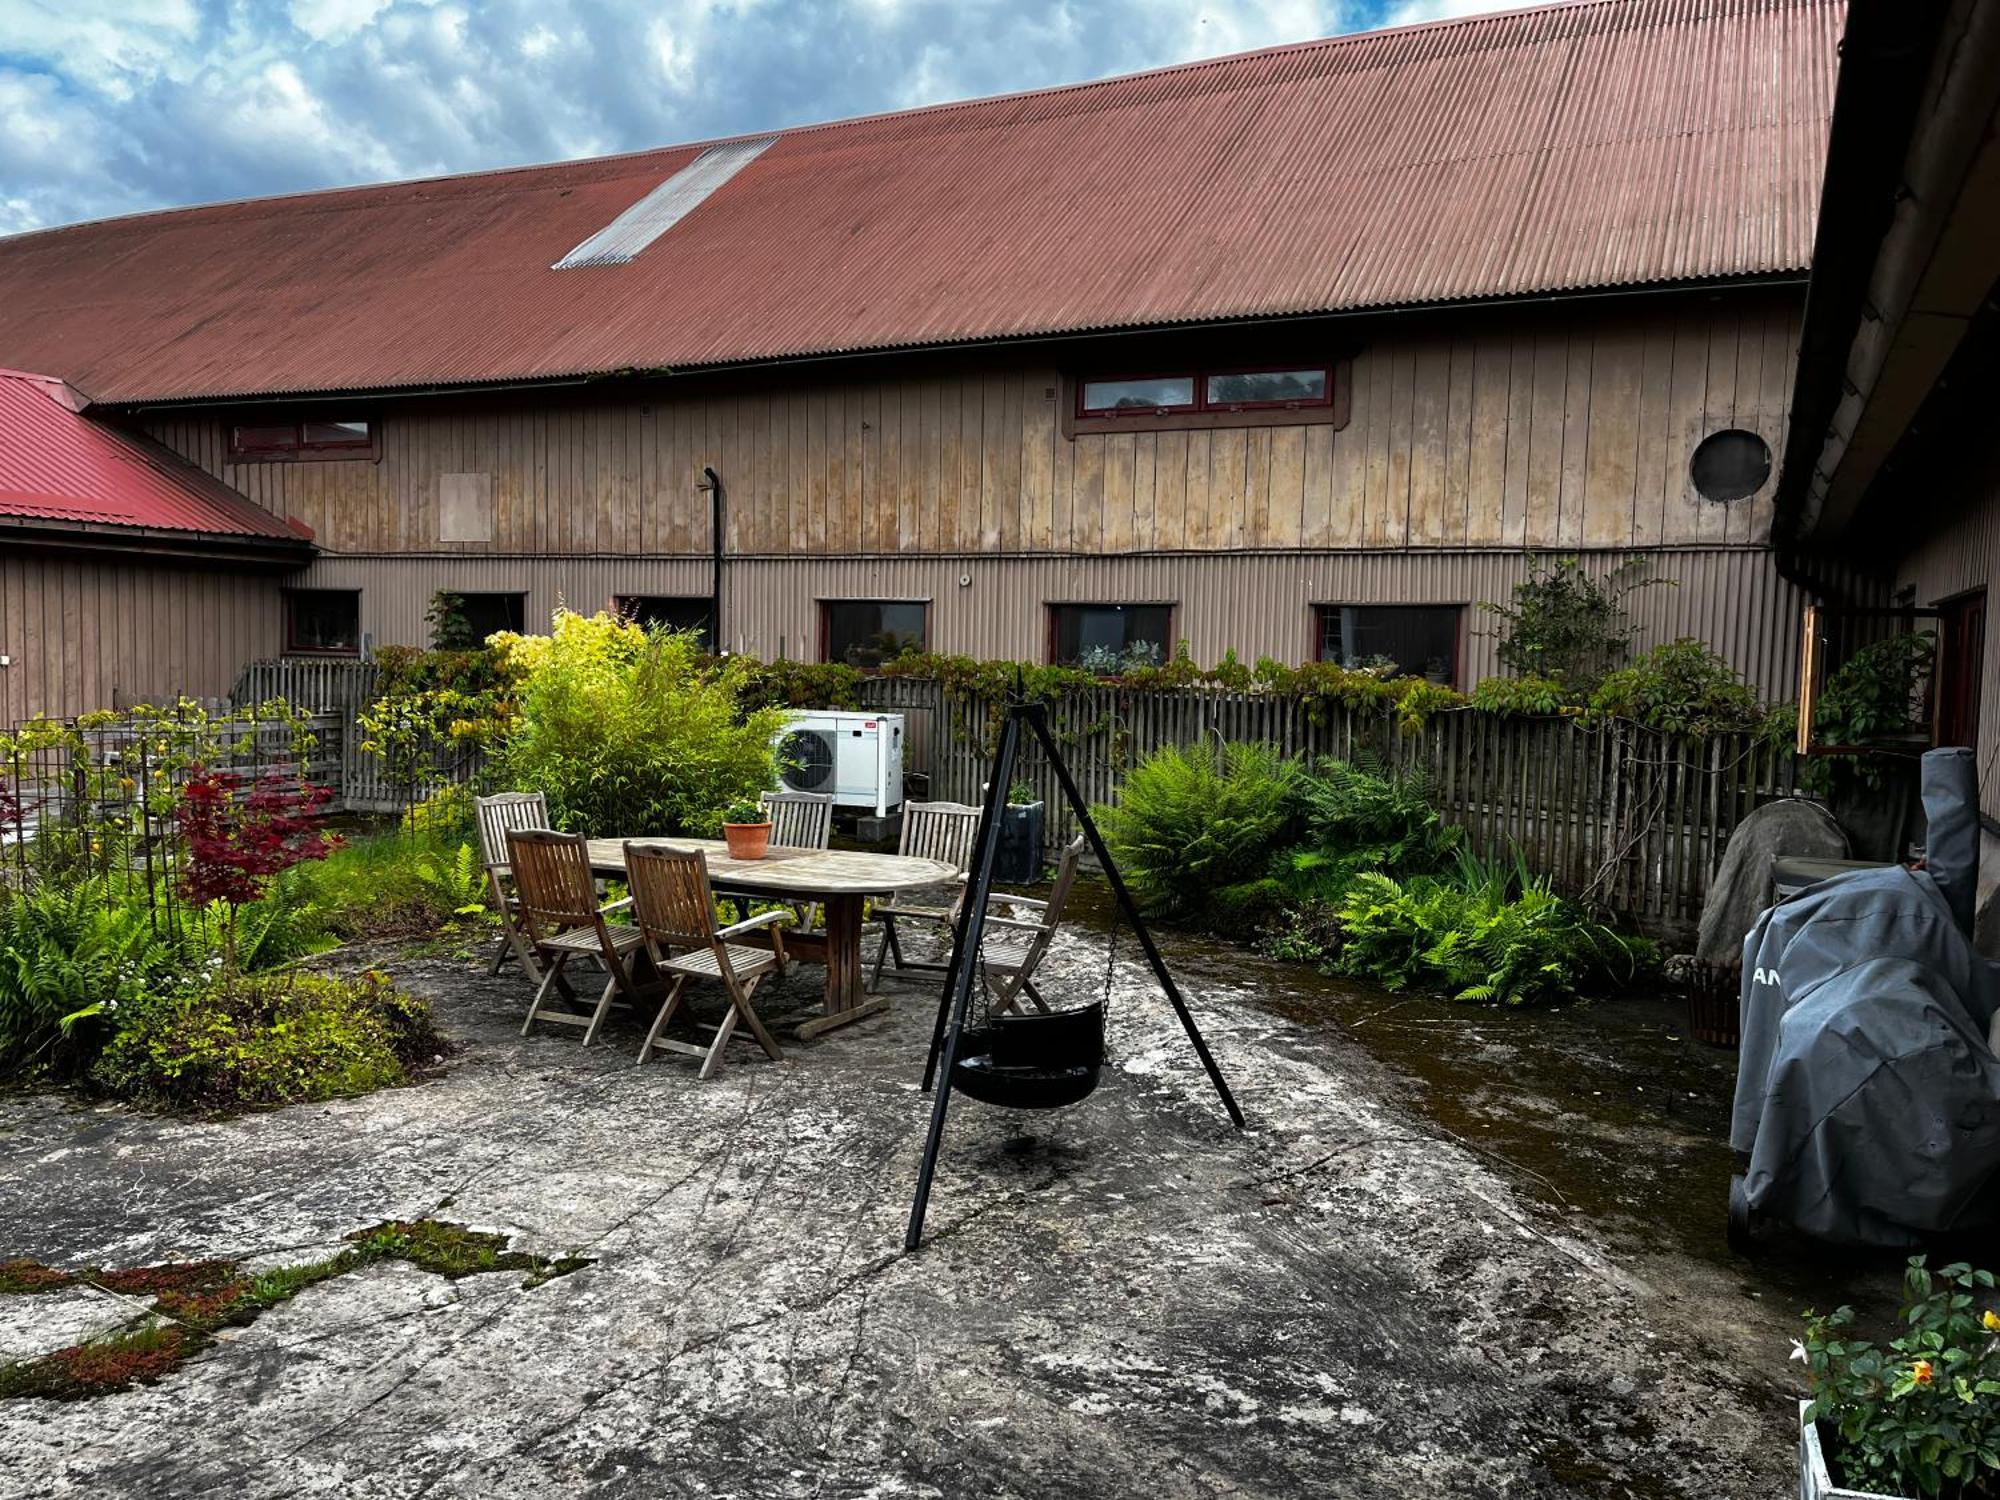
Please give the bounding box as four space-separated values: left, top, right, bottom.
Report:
0 0 1842 404
0 369 308 542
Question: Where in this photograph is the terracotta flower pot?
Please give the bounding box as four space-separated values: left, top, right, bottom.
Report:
723 821 772 860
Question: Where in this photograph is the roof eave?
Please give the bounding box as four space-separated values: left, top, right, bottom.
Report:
0 515 316 566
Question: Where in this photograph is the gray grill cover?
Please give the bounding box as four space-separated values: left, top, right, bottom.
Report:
1730 751 2000 1245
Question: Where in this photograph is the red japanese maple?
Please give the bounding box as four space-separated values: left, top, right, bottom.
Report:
176 766 339 971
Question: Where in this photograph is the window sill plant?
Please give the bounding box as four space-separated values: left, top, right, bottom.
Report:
1795 1257 2000 1500
721 800 773 861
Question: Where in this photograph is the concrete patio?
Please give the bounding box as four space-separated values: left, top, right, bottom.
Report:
0 920 1883 1498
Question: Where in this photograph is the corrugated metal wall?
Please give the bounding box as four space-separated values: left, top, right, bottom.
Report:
299 544 1815 696
0 554 283 723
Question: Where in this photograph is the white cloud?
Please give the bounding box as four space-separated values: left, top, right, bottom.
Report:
288 0 397 45
0 0 1408 235
1381 0 1523 27
518 23 562 59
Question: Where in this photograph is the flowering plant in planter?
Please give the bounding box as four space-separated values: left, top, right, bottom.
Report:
1797 1257 2000 1498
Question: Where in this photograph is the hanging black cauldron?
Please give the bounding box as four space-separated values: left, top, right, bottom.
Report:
950 1001 1105 1110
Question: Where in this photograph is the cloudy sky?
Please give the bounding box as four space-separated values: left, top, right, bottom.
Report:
0 0 1508 237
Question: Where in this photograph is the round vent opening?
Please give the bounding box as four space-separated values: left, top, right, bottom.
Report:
1690 428 1772 503
778 729 836 791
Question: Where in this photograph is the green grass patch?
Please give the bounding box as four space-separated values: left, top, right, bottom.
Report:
0 1218 591 1401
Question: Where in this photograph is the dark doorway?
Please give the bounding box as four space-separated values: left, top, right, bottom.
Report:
617 595 714 650
1938 589 1986 750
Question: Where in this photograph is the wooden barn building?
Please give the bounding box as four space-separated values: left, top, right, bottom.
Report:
0 0 1849 721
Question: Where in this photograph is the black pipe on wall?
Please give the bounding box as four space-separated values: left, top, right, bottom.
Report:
701 465 724 650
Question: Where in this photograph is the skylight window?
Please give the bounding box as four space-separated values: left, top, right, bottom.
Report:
552 137 775 270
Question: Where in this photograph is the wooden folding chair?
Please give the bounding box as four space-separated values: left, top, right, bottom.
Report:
626 843 789 1078
506 828 649 1045
759 790 834 851
971 835 1088 1016
475 791 550 979
755 789 835 928
867 800 981 991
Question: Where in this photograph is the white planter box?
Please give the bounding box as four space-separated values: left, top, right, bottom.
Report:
1800 1399 1911 1500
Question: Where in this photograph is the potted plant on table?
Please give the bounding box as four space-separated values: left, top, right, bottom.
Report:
1794 1256 2000 1498
721 800 773 861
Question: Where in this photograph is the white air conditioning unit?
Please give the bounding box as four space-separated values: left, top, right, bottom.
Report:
773 710 905 817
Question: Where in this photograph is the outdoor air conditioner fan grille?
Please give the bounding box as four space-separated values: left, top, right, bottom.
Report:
779 729 837 791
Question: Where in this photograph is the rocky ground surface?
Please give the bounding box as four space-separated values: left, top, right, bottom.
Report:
0 904 1902 1498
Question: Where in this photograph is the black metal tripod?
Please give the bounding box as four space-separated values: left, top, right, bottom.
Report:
904 695 1245 1250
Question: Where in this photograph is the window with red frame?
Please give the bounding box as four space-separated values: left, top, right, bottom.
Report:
1076 365 1331 419
230 419 377 461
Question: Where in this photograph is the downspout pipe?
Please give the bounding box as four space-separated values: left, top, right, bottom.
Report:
702 466 724 652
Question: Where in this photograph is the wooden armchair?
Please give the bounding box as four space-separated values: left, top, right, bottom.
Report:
971 835 1088 1015
867 800 981 991
506 828 648 1045
626 843 789 1078
475 791 550 978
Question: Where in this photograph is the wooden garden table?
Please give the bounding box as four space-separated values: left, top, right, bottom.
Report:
585 838 958 1037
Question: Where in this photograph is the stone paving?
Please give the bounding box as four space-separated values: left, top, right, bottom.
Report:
0 924 1872 1498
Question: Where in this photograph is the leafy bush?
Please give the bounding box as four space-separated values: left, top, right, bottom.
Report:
494 610 786 836
1468 675 1582 716
401 782 474 836
174 768 337 975
1814 630 1938 748
732 657 864 712
1094 742 1298 926
92 970 446 1112
1799 1256 2000 1499
1295 759 1461 872
1329 861 1652 1005
1260 759 1464 911
1588 639 1766 736
1479 555 1665 693
425 590 482 650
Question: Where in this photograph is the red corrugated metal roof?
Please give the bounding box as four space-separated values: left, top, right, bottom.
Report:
0 369 309 543
0 0 1841 405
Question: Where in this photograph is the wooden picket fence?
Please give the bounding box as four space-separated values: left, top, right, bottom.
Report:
232 659 410 811
225 658 1799 931
858 677 1797 934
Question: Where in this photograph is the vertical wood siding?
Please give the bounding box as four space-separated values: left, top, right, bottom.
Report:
144 290 1801 561
0 555 282 724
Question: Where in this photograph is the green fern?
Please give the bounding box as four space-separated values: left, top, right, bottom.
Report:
1328 865 1652 1006
1095 742 1298 928
411 841 492 919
